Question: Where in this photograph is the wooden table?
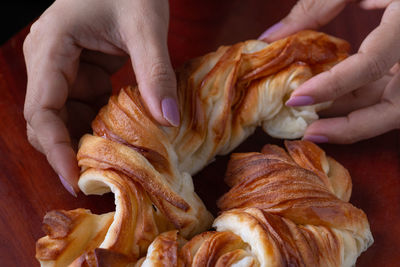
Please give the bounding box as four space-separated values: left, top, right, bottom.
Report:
0 1 399 266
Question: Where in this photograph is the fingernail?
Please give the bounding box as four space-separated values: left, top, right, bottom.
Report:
161 97 180 127
258 22 284 40
286 96 314 106
58 175 77 197
303 135 329 143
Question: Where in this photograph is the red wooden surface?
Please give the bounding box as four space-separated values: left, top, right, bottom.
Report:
0 1 399 266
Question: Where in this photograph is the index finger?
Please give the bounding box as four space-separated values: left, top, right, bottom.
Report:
286 1 400 106
23 19 81 194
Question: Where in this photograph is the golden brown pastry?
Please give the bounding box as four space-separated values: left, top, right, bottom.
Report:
36 209 115 267
138 141 373 267
36 31 352 266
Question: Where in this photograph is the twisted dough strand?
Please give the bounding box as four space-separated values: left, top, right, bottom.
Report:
36 31 353 266
139 141 373 267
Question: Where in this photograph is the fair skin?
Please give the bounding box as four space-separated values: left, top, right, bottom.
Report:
24 0 399 196
23 0 179 196
259 0 400 144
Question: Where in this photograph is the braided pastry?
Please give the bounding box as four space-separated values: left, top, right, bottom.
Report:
35 31 354 266
138 141 373 266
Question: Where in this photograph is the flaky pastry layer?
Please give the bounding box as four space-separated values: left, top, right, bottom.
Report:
34 31 366 267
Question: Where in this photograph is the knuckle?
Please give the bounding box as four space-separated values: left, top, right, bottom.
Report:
23 108 31 123
23 97 38 123
26 128 36 146
29 19 42 36
341 115 361 144
23 102 33 123
296 0 315 15
364 55 387 81
149 60 175 85
28 15 49 38
327 69 346 99
23 18 46 53
26 124 34 139
292 0 323 28
22 34 31 55
26 124 42 152
28 11 62 42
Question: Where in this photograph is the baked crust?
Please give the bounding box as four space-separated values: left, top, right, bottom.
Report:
34 31 366 267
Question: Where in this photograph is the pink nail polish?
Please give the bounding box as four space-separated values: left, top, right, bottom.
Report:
286 96 314 107
59 175 77 197
303 135 329 143
161 97 180 127
258 22 284 40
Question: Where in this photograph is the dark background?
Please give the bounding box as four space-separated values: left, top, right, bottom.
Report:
1 1 53 45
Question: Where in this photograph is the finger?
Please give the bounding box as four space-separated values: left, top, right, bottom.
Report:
26 123 43 153
259 0 349 42
23 19 80 195
359 0 392 9
390 62 400 75
319 75 390 117
304 70 400 144
27 120 78 198
131 43 179 127
28 110 80 197
287 1 400 106
118 1 179 127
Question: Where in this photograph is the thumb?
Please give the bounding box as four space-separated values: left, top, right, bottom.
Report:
124 25 179 127
259 0 350 42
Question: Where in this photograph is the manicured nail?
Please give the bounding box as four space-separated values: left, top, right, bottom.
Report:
161 97 180 127
286 96 314 107
258 22 284 40
58 175 77 197
303 135 329 143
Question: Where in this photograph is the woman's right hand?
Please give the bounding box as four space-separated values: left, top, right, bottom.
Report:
23 0 179 196
259 0 400 144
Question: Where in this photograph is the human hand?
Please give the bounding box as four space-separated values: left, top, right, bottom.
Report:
23 0 179 196
259 0 400 144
